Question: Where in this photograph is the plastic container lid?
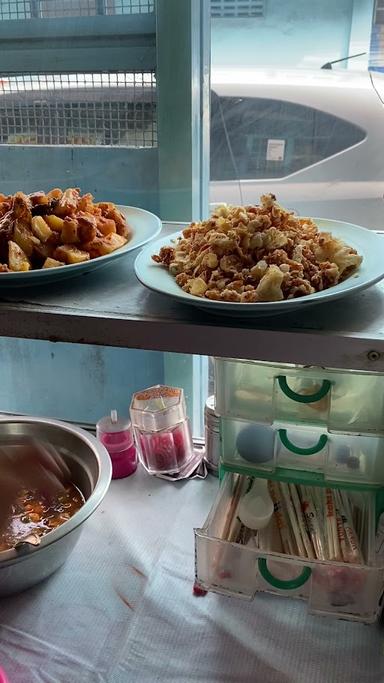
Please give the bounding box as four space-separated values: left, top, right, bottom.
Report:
97 409 131 434
130 385 187 432
237 479 274 530
96 410 134 453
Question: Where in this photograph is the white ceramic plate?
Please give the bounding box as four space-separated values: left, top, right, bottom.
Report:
134 218 384 316
0 205 161 287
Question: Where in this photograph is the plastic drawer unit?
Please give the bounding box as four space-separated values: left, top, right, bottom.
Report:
194 358 384 622
220 418 384 485
215 358 384 435
195 473 384 623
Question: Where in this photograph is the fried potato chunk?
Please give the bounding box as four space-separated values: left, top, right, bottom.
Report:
13 220 40 258
42 257 65 269
54 244 90 264
31 215 52 242
84 233 127 257
8 241 30 271
44 214 65 232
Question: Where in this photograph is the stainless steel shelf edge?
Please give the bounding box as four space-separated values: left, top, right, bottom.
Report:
0 225 383 372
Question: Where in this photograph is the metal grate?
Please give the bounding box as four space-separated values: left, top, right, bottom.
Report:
211 0 264 18
0 0 154 20
0 71 157 147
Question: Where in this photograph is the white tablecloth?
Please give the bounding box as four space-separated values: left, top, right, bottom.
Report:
0 469 383 683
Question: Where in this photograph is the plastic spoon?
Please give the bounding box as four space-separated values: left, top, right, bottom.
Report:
237 478 274 530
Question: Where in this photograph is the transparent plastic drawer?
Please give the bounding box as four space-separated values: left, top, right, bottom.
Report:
215 359 276 424
221 418 275 473
194 473 384 623
221 418 384 485
214 358 384 435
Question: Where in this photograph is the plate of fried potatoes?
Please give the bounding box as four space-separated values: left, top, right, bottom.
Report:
135 194 384 315
0 187 161 286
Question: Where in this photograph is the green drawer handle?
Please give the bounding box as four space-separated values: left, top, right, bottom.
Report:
278 429 328 456
258 558 312 590
277 376 331 404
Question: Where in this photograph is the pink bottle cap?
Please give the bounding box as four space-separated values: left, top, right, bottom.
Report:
0 668 9 683
97 410 137 479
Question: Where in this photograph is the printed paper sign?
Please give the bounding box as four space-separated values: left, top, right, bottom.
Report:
266 139 285 162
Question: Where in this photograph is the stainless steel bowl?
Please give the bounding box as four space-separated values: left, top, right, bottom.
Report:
0 416 112 596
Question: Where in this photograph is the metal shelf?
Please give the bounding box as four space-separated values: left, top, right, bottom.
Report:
0 224 383 372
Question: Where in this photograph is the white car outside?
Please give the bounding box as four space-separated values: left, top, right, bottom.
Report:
210 68 384 230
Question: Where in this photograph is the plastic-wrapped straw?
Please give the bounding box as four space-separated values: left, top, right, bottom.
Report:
337 489 363 564
299 485 326 560
268 481 296 555
325 488 341 560
334 492 349 562
280 482 306 558
288 483 315 559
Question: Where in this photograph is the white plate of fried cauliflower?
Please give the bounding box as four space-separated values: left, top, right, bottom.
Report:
135 194 384 315
0 187 161 286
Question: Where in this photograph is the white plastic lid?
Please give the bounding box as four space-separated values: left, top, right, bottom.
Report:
237 479 274 531
97 409 132 435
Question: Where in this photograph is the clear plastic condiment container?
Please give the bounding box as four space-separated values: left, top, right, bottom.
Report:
130 385 195 475
97 410 137 479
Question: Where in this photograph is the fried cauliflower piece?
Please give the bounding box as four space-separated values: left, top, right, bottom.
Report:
255 265 284 301
188 277 208 297
313 233 362 277
250 260 268 281
263 227 288 251
330 247 362 277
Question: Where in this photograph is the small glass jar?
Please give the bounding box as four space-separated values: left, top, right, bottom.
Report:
130 385 195 475
204 395 220 476
97 410 137 479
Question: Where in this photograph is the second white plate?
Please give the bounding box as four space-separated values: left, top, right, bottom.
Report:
134 218 384 316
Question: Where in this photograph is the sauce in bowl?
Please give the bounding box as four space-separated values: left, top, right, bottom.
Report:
0 483 84 551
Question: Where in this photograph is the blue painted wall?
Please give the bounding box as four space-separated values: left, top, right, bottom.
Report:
0 146 159 215
0 338 164 424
